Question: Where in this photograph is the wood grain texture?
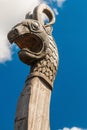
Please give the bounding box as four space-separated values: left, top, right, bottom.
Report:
15 77 51 130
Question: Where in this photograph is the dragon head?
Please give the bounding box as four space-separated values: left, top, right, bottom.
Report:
7 4 58 88
7 4 55 65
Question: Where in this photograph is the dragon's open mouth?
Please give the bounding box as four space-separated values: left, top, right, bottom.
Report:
14 34 43 54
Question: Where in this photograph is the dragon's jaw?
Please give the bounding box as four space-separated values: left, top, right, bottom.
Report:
18 34 44 65
9 33 44 65
14 34 43 53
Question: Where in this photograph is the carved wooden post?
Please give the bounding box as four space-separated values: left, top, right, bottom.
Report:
7 4 59 130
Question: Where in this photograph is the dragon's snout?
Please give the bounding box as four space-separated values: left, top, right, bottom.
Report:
7 28 19 43
7 24 30 44
7 22 46 65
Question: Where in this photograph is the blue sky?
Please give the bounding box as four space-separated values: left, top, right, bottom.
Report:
0 0 87 130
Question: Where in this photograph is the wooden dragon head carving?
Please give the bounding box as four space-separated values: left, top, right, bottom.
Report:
7 4 59 89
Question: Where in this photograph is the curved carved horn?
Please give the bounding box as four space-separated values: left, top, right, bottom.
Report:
33 4 55 27
25 11 32 19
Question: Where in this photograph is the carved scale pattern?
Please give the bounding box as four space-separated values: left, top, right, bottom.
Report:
28 35 58 88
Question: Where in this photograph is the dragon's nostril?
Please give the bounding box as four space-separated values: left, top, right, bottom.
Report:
13 29 19 35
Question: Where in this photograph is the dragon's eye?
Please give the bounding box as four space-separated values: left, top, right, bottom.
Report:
31 22 39 30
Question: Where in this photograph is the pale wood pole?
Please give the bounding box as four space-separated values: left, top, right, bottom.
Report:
7 4 59 130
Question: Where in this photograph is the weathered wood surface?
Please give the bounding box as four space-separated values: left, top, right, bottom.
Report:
15 77 51 130
7 4 59 130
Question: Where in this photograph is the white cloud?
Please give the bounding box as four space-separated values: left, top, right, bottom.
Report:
0 31 12 63
44 0 66 15
59 127 87 130
53 8 59 15
63 127 82 130
57 0 66 7
0 0 40 63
